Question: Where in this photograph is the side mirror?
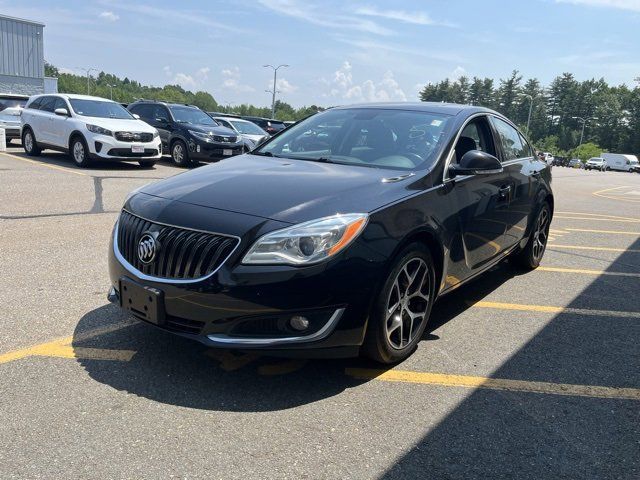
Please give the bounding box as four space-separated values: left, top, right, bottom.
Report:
54 108 69 117
449 150 503 177
132 113 141 120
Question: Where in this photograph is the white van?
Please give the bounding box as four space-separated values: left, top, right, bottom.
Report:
602 153 639 172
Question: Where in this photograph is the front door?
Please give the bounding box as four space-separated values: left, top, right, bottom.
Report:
446 116 513 276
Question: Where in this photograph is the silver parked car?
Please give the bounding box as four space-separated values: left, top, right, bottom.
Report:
585 157 606 171
0 94 28 144
211 116 269 150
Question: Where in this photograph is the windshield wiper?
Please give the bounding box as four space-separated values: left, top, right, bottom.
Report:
250 151 275 157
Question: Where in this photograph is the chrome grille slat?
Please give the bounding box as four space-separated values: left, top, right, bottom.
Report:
117 211 239 280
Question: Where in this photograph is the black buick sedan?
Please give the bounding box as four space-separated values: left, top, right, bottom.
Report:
108 103 552 363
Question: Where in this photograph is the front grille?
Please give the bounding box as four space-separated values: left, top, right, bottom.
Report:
165 315 205 335
117 210 239 280
115 131 154 142
212 135 238 143
107 148 158 157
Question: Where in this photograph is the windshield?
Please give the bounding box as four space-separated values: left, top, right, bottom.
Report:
69 99 133 119
169 106 217 125
255 108 451 170
0 98 27 111
230 120 266 135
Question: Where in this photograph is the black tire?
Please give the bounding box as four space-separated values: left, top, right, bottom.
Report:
513 201 551 270
22 128 41 156
171 140 192 167
69 135 91 168
138 160 156 168
363 243 436 364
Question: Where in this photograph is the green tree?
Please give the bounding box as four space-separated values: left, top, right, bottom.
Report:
571 142 603 162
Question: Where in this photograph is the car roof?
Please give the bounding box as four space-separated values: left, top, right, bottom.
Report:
215 117 250 123
0 93 29 100
331 102 496 116
30 93 117 102
131 99 200 108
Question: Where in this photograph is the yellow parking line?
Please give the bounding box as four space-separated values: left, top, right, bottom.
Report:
555 211 640 221
537 266 640 278
593 186 640 204
346 369 640 400
0 322 135 365
554 216 640 224
548 244 640 253
564 228 640 236
471 301 639 318
0 151 88 177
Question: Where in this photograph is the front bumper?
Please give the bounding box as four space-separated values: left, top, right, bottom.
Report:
106 199 384 357
89 134 162 161
188 137 244 161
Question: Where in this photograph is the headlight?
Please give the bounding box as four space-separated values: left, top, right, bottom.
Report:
152 129 159 139
86 124 113 136
242 213 368 265
188 130 211 142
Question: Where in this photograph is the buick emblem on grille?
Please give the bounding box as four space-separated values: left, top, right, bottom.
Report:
138 233 159 264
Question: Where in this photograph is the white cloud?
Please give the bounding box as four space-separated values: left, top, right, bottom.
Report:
324 61 406 103
221 67 255 93
257 0 393 35
163 66 210 89
276 77 297 93
354 6 455 27
449 66 467 79
555 0 640 11
99 11 119 21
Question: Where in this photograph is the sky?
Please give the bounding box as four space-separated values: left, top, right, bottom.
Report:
3 0 640 107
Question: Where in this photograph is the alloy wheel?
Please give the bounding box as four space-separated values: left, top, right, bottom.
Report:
73 141 85 164
385 257 431 349
532 207 549 262
173 143 184 163
24 132 33 152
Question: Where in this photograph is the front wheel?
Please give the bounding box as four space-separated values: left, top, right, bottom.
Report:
171 140 192 167
363 244 436 364
70 136 91 168
513 201 551 270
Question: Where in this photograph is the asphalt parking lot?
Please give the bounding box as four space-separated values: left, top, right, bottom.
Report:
1 147 638 479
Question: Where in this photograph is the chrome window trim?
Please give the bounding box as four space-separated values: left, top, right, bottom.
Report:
113 211 242 284
206 308 345 346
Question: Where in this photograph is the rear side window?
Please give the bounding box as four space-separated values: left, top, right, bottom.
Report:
490 117 528 161
27 97 43 110
39 96 57 113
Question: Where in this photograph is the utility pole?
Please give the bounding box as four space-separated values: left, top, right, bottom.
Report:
263 64 289 119
78 67 98 95
572 116 597 146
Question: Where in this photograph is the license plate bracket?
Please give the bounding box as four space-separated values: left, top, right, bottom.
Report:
119 277 165 325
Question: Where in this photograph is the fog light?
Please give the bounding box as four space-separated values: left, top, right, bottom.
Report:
289 315 310 331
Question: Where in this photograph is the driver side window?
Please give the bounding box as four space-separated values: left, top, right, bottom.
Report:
454 117 496 164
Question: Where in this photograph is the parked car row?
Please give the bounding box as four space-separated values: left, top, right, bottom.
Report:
546 153 640 173
15 93 288 168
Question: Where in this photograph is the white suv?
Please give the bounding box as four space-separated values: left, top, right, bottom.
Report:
21 94 162 168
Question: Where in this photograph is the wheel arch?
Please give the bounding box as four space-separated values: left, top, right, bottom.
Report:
68 130 88 151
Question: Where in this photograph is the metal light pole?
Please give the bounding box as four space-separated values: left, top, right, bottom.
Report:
107 84 115 100
263 64 289 119
78 67 98 94
522 94 533 134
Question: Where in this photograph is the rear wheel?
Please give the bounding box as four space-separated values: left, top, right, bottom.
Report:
70 135 91 168
513 201 551 270
171 140 192 167
22 129 41 156
363 244 435 364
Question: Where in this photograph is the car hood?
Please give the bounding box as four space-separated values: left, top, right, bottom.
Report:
78 116 157 133
139 154 420 224
186 123 237 136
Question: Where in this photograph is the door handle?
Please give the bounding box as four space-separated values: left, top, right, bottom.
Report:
498 185 511 200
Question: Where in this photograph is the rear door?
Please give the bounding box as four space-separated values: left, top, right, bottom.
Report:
489 116 544 249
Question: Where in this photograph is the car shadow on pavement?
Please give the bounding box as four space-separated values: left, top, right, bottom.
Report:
72 263 523 413
378 238 640 480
